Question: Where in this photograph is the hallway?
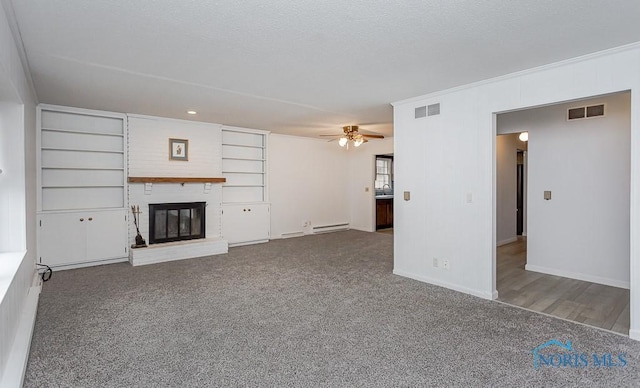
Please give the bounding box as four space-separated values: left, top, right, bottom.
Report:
497 239 630 335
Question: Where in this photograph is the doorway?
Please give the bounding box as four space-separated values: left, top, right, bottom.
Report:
495 91 631 335
516 150 525 236
375 154 393 233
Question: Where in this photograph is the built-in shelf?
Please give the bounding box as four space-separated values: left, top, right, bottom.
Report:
223 184 265 188
41 127 125 137
128 177 227 183
221 143 265 149
42 167 125 171
41 147 124 154
223 157 266 161
43 185 125 189
222 171 265 174
222 128 268 204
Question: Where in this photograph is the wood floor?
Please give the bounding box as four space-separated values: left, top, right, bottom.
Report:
376 228 393 235
497 238 630 335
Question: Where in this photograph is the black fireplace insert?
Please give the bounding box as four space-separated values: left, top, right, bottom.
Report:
149 202 206 244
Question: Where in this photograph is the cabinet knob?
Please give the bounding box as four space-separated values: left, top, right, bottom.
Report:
79 218 84 222
243 209 246 212
248 208 251 212
88 217 93 221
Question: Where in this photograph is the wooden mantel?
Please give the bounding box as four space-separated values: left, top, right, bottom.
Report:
128 177 226 183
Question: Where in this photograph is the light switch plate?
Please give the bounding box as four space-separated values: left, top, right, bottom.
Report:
404 191 410 201
544 191 552 200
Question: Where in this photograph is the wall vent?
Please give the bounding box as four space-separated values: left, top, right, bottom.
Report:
415 106 427 118
568 104 605 120
586 104 605 118
427 103 441 116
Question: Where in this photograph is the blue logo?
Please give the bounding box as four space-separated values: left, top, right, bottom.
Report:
532 339 627 369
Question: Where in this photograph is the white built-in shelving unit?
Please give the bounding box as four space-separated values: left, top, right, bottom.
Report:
37 105 128 269
221 126 271 246
222 128 268 203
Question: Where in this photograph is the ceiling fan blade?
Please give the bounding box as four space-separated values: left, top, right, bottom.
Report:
319 134 342 137
362 134 385 139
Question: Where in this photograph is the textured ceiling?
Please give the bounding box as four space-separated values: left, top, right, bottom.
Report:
8 0 640 137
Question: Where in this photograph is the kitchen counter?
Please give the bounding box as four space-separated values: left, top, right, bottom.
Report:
375 194 394 199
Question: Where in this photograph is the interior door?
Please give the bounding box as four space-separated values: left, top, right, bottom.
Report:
516 151 524 235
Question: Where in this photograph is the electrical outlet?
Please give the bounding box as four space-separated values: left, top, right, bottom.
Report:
433 258 438 268
443 259 449 270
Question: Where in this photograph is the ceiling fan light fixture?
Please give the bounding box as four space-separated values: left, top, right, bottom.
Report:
354 135 364 147
338 137 348 147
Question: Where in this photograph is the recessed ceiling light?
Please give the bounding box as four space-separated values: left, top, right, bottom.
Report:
186 110 197 115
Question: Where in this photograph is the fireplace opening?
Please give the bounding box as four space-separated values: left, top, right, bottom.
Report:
149 202 206 244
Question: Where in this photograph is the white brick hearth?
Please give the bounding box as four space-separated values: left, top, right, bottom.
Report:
129 237 227 266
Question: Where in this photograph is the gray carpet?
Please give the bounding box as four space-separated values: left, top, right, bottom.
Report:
25 230 640 386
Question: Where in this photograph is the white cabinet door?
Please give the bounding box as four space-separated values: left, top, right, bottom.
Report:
39 212 87 266
86 209 128 261
222 203 270 245
38 209 127 267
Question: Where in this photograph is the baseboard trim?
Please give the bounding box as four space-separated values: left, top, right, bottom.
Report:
629 329 640 341
392 269 494 300
0 278 41 388
228 239 269 247
525 264 630 289
50 257 128 271
497 237 518 247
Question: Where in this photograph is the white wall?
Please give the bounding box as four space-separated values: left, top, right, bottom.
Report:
495 133 523 245
128 115 222 178
269 134 350 238
0 101 25 251
348 138 394 232
127 115 223 244
499 93 631 288
392 43 640 339
0 0 39 384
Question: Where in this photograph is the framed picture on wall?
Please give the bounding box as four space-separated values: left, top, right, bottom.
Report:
169 138 188 161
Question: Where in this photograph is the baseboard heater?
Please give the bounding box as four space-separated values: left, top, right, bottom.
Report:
280 231 305 239
312 223 349 234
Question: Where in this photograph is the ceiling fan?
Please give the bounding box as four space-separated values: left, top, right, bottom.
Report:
321 125 384 148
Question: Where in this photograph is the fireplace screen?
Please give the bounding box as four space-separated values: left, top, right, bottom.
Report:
149 202 206 244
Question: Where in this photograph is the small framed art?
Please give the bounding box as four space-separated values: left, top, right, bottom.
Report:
169 138 188 161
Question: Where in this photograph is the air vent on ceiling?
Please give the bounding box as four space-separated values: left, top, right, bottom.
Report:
568 104 605 120
415 106 427 118
428 103 441 116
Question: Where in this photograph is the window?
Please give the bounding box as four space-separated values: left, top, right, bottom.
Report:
375 157 393 191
